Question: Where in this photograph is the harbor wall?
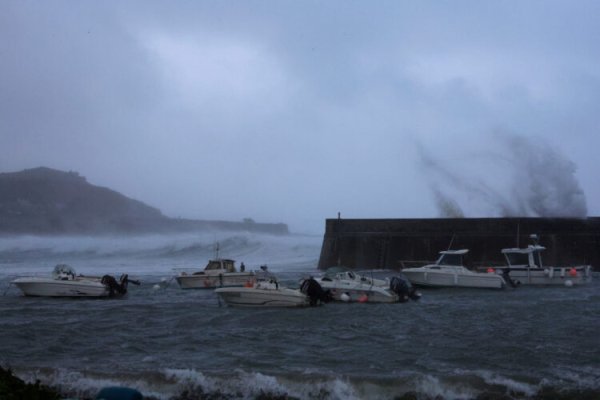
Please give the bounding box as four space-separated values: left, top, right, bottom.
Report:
317 217 600 270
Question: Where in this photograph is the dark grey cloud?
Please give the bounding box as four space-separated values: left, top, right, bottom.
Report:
1 1 599 232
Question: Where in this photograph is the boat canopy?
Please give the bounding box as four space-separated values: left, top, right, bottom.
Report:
437 249 468 266
501 245 545 268
501 245 546 254
439 249 469 255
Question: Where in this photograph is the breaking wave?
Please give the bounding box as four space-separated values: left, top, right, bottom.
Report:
12 366 600 400
0 232 322 276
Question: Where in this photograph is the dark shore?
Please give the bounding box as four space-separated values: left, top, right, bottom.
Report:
0 167 288 236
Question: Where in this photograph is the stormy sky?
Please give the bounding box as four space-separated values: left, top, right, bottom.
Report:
1 1 599 233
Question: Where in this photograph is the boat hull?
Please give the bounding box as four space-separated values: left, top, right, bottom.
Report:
402 270 505 289
500 266 592 286
176 272 255 289
12 277 110 297
215 287 309 307
328 288 398 303
316 280 399 303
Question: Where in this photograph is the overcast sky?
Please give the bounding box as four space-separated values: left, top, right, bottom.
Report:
1 1 599 233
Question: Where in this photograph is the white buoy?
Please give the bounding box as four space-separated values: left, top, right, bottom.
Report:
153 284 161 290
564 280 574 287
340 292 351 302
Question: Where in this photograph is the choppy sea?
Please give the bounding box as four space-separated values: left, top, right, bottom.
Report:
0 232 598 400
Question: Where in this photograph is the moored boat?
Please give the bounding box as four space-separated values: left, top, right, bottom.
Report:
496 234 592 286
11 264 139 298
401 249 506 289
175 258 255 289
314 268 420 303
215 267 330 307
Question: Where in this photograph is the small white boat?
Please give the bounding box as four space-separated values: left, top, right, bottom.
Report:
497 235 592 286
215 267 330 307
11 264 138 298
175 258 255 289
314 268 420 303
401 250 506 289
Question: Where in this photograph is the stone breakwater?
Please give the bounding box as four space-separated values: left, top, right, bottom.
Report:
318 217 600 270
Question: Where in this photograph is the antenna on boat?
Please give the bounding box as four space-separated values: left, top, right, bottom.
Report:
447 234 455 250
215 242 220 259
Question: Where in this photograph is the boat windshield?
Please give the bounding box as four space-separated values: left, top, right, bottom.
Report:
438 254 463 266
505 252 529 266
52 264 76 279
255 266 277 282
205 259 236 272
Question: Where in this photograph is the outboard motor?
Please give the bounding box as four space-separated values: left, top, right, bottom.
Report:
300 277 332 306
389 276 421 302
101 275 123 297
501 269 519 288
101 274 140 297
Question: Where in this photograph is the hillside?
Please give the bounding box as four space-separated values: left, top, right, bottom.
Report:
0 167 288 235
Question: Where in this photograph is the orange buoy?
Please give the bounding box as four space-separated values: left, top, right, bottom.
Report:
358 294 369 303
568 268 578 277
487 267 495 273
244 280 253 288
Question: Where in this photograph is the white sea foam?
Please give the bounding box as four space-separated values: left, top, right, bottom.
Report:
478 370 538 396
415 374 478 400
546 364 600 389
162 368 365 400
162 368 292 399
21 368 135 399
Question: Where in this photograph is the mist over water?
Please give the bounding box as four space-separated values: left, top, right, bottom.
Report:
421 133 588 218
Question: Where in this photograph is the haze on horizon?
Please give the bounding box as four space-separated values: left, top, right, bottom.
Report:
1 1 599 233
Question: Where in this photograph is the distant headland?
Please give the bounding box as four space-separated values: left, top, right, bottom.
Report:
0 167 289 235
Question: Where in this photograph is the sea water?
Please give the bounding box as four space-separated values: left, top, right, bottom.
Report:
0 232 598 400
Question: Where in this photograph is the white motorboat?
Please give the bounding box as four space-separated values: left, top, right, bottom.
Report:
175 258 255 289
497 235 592 286
401 249 506 289
11 264 139 298
215 267 330 307
314 268 420 303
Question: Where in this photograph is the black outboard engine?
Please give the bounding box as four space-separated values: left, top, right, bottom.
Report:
101 275 124 297
389 276 421 302
300 277 332 306
101 274 140 297
501 269 519 288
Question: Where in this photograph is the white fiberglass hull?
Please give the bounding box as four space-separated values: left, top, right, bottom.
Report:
176 272 255 289
12 277 110 297
501 266 592 286
315 280 399 303
402 269 505 289
215 287 309 307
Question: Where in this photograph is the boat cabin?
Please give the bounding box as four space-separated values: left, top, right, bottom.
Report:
435 249 469 267
501 245 545 269
205 259 237 273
